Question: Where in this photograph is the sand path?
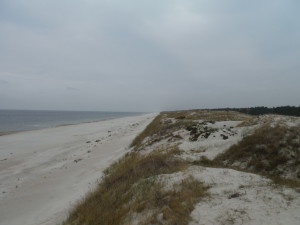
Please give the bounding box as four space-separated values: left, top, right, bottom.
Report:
0 113 156 225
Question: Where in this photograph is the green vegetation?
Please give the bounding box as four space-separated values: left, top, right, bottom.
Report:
214 105 300 117
186 122 219 141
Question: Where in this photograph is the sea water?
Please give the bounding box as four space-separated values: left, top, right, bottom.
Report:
0 110 144 132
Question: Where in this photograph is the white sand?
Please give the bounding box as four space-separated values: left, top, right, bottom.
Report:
0 113 156 225
156 167 300 225
135 116 300 225
189 166 300 225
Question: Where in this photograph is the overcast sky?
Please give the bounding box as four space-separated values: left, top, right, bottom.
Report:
1 0 299 112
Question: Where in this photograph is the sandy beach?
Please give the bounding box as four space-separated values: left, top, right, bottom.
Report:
0 113 156 225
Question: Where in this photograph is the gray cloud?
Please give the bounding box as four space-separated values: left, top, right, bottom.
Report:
66 87 80 92
0 79 9 85
1 0 299 111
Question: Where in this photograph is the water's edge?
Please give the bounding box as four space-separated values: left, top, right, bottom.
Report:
0 110 147 134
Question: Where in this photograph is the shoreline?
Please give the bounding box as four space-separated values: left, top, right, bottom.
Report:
0 113 156 225
0 113 148 137
0 131 21 136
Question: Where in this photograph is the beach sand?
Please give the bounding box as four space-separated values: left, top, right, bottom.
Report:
0 113 156 225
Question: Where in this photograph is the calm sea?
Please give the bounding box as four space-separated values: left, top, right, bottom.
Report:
0 110 144 132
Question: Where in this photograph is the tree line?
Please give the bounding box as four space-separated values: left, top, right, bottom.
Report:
213 106 300 117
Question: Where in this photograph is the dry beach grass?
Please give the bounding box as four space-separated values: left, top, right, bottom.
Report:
63 149 209 225
62 110 300 225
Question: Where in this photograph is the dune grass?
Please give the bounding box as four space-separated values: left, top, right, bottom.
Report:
136 176 209 225
166 109 251 121
214 124 300 177
130 113 164 149
192 123 300 189
131 110 251 151
62 147 209 225
62 109 300 225
130 113 195 150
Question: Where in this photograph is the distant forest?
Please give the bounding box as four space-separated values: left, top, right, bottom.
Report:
214 106 300 117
